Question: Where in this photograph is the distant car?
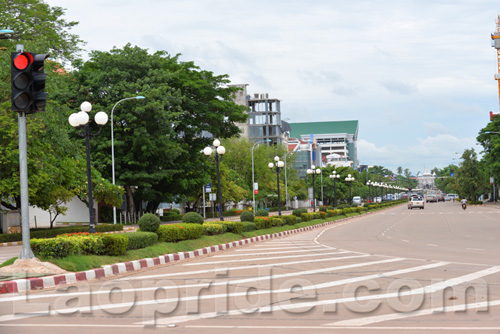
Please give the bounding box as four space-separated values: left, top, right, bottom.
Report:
426 195 437 203
352 196 362 205
374 197 382 203
408 196 425 209
444 195 452 201
437 195 445 202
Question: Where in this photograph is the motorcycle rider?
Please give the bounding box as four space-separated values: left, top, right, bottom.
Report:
461 198 467 209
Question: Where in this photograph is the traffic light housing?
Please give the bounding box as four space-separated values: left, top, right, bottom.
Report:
11 52 49 113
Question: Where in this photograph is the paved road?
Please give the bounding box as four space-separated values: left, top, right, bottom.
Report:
0 202 499 333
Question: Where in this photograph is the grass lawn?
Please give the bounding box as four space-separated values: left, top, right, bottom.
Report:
0 205 398 273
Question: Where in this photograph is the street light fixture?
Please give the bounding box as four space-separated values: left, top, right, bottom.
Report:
268 156 285 216
251 139 271 213
329 171 340 207
306 165 321 211
204 139 226 221
345 174 355 204
69 101 108 233
111 96 145 225
367 180 372 203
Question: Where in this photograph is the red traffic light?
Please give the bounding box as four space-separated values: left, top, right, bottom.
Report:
12 52 33 70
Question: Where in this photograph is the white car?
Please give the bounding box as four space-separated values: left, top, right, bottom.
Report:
352 196 362 205
408 196 425 209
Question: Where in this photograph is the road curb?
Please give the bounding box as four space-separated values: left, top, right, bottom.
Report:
0 241 22 247
0 214 367 295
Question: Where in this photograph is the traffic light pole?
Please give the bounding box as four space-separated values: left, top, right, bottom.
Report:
15 44 34 259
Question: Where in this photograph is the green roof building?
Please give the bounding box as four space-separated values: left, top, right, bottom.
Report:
289 120 359 169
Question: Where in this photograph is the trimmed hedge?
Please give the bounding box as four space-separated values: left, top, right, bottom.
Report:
138 213 160 233
240 211 254 222
292 208 308 217
208 221 243 234
269 217 284 227
31 233 129 259
254 217 269 229
255 209 269 217
182 212 204 224
126 232 158 250
0 224 124 243
242 222 257 232
160 214 182 222
157 223 204 243
202 223 224 235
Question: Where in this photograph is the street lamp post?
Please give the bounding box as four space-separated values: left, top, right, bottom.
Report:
345 174 355 204
268 156 285 216
204 139 225 221
111 96 145 225
251 139 270 213
329 171 340 207
307 165 321 211
367 180 372 203
69 102 109 233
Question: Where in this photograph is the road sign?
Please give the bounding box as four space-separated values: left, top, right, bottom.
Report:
205 183 212 193
209 193 216 201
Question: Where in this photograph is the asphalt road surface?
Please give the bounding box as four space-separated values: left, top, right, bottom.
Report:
0 201 499 333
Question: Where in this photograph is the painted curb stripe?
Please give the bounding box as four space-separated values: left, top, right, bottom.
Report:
0 215 359 294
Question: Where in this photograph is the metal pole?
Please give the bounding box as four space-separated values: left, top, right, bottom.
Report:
85 125 96 233
284 154 288 210
320 166 323 205
277 167 281 216
202 184 206 218
349 182 352 204
333 178 337 208
215 153 223 221
18 112 34 259
252 145 256 213
312 174 316 212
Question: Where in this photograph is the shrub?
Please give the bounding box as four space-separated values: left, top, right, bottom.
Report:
182 212 204 224
319 206 327 212
127 232 158 250
295 217 302 224
254 217 269 229
313 212 322 219
319 211 326 219
282 215 296 225
240 210 255 222
170 209 181 214
356 207 363 214
202 223 224 235
138 213 161 233
160 214 181 222
269 217 284 227
31 238 80 259
292 208 307 217
351 203 358 208
255 209 269 217
301 212 310 222
242 222 257 232
157 223 203 242
326 210 336 217
101 234 128 256
210 221 243 234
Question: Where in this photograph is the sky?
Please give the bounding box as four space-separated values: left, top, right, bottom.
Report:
45 0 500 175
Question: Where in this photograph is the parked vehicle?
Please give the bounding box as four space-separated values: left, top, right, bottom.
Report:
408 196 425 209
444 194 453 201
352 196 362 205
374 197 382 203
437 195 445 202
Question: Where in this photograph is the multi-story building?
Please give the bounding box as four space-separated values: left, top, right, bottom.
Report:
230 84 290 145
288 120 359 173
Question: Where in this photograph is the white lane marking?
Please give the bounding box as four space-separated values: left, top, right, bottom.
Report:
401 240 410 243
427 244 438 247
0 254 370 303
329 266 500 326
467 248 486 251
0 258 406 323
185 325 500 331
329 299 500 327
183 251 354 265
138 262 448 325
214 248 330 257
236 245 327 251
142 265 498 326
0 324 159 328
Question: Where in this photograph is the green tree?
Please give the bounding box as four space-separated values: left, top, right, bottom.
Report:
453 149 488 200
70 44 248 215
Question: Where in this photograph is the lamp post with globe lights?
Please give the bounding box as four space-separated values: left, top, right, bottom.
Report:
68 101 109 233
268 156 285 216
204 139 225 221
345 174 355 204
307 165 321 211
329 171 341 207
